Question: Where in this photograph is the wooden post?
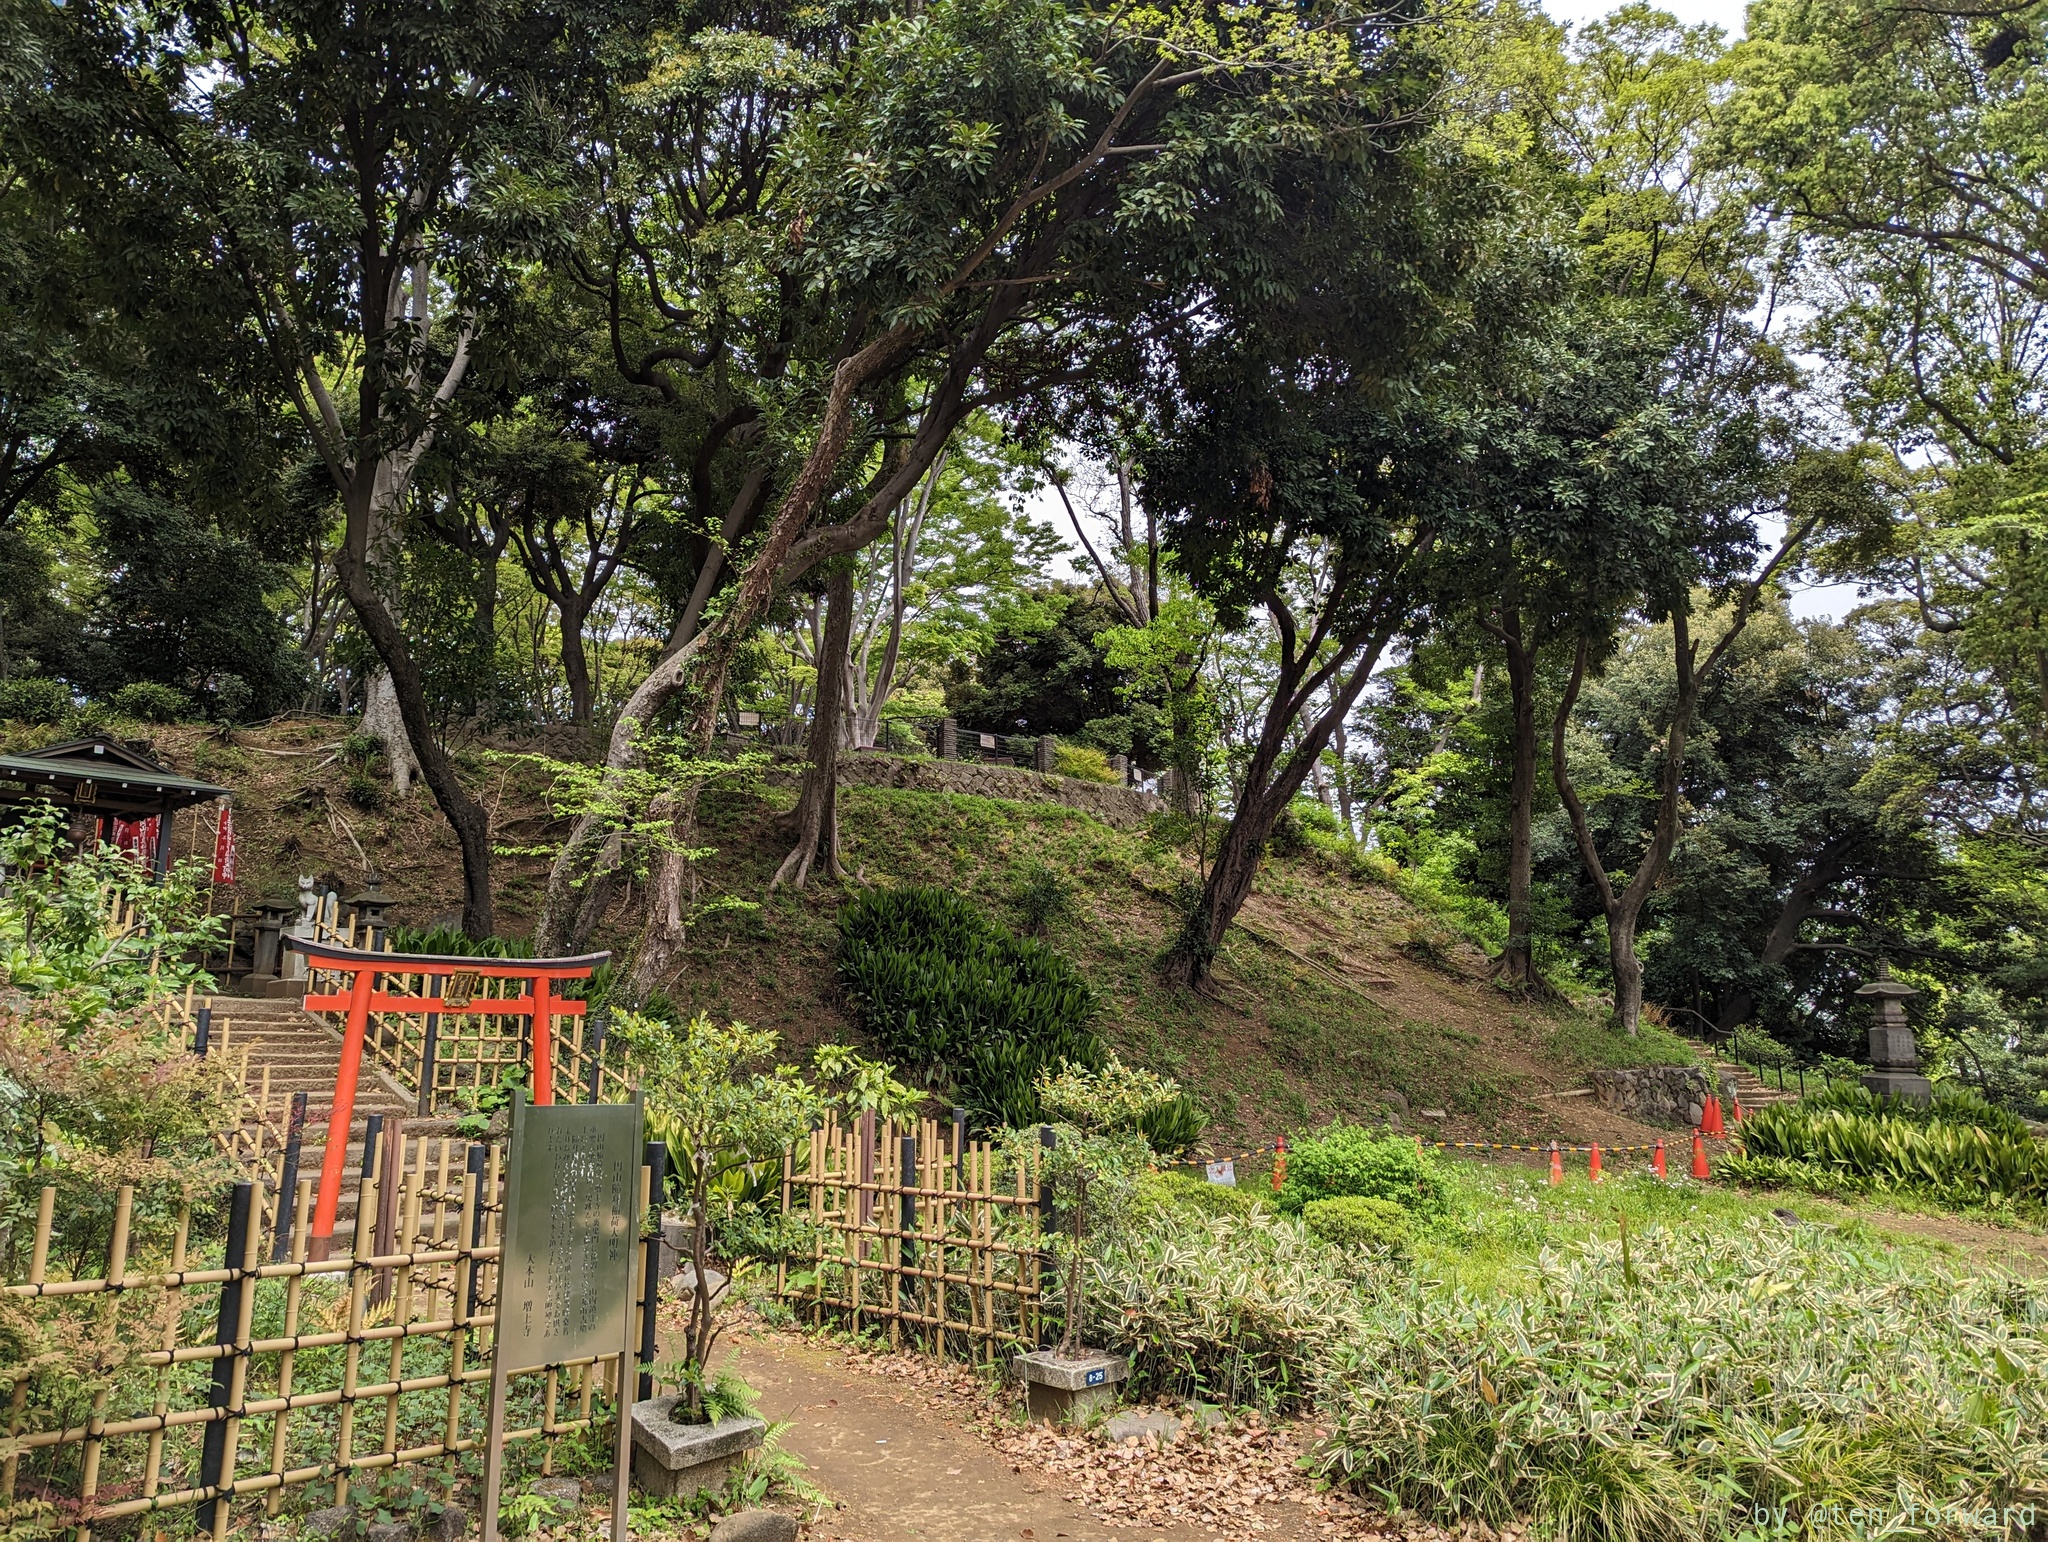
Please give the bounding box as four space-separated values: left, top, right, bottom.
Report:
197 1183 254 1535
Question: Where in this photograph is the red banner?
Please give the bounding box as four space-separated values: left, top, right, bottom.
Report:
111 816 159 865
211 802 237 884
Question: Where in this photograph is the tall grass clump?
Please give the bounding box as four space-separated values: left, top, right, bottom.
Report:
1086 1210 1367 1413
1311 1222 2048 1541
1725 1081 2048 1209
836 886 1101 1126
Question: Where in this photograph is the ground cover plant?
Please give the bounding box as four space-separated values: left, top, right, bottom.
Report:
1315 1220 2048 1541
837 885 1103 1126
1069 1132 2048 1540
1724 1081 2048 1213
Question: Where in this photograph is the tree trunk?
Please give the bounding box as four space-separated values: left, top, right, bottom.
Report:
558 596 593 727
1116 454 1150 626
334 521 495 937
361 671 419 794
1608 908 1644 1036
1163 615 1399 989
773 566 855 889
1495 614 1539 987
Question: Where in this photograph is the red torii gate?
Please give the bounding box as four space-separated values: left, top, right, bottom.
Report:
285 938 610 1260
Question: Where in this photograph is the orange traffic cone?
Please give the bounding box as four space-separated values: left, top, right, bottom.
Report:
1702 1094 1725 1138
1730 1094 1744 1124
1653 1138 1667 1181
1691 1129 1710 1180
1271 1135 1287 1192
1548 1140 1563 1184
1589 1143 1603 1183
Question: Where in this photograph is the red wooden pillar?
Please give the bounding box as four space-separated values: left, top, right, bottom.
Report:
308 964 375 1261
530 973 554 1106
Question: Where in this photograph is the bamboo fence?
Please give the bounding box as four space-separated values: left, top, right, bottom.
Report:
1 1135 655 1542
775 1114 1048 1362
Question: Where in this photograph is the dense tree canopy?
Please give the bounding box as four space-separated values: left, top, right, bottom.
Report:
1 0 2044 1110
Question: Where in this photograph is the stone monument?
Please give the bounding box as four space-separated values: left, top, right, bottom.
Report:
1857 961 1932 1104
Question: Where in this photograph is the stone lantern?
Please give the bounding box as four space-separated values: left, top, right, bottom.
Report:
1856 961 1932 1104
348 874 391 950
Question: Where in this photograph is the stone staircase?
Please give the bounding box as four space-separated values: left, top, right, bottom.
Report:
203 995 462 1238
1713 1059 1799 1112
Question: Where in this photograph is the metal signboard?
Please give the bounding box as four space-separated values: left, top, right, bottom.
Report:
481 1094 643 1542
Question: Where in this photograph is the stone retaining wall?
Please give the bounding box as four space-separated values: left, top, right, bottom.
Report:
1588 1065 1736 1128
758 747 1164 829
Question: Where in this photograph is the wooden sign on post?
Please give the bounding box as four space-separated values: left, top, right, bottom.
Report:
480 1093 644 1542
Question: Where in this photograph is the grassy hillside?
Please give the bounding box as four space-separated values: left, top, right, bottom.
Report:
36 716 1706 1153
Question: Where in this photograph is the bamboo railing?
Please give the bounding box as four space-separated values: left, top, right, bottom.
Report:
1 1138 656 1542
776 1114 1047 1362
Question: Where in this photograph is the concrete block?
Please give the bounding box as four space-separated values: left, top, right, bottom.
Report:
630 1397 764 1499
1014 1349 1127 1425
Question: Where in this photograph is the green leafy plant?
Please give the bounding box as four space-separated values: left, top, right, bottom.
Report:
1087 1207 1362 1411
1019 1056 1178 1356
1274 1123 1451 1219
108 682 190 723
1726 1083 2048 1207
1009 863 1076 935
344 769 387 811
837 886 1102 1126
620 1011 823 1420
1136 1091 1209 1157
0 800 226 1017
0 676 69 726
1301 1195 1410 1253
1052 742 1120 783
1309 1223 2048 1541
452 1065 529 1140
1134 1168 1260 1221
810 1043 925 1121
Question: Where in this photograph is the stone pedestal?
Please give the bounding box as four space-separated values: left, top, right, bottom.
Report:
1013 1350 1127 1425
1857 963 1932 1105
629 1397 764 1498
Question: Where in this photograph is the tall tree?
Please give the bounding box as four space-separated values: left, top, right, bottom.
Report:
540 0 1466 996
19 0 638 933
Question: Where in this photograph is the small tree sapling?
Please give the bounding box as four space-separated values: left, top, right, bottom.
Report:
1022 1056 1179 1357
618 1011 823 1420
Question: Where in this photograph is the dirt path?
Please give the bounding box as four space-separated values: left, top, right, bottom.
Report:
713 1333 1377 1542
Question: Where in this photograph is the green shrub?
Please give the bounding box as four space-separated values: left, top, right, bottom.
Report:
0 676 70 725
340 730 382 768
1052 742 1120 782
1135 1168 1261 1221
1301 1195 1410 1252
344 769 388 810
837 886 1102 1127
1137 1091 1209 1157
1275 1124 1451 1218
1311 1223 2048 1541
1729 1025 1795 1068
109 681 191 723
1010 863 1075 934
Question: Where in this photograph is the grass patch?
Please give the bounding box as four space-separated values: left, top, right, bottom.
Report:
1539 1009 1704 1071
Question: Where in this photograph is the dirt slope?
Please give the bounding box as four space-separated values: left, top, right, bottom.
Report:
62 716 1698 1156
